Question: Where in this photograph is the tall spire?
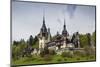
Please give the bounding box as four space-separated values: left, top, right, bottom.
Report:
63 19 66 30
43 8 45 24
48 28 51 42
62 18 68 36
40 8 47 35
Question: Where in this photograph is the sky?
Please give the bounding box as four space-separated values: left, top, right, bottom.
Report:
12 1 96 41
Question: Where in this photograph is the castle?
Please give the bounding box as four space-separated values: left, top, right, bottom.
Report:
23 15 95 56
37 16 80 52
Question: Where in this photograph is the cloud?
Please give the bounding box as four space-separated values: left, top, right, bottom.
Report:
66 5 77 19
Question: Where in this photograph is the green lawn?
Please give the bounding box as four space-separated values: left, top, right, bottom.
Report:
11 54 96 66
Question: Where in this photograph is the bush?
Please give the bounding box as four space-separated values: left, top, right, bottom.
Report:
43 55 52 61
57 58 62 61
74 51 85 57
61 52 73 58
84 47 95 56
89 55 95 60
40 48 50 57
44 47 49 54
76 57 80 61
49 49 56 55
40 50 45 57
64 58 67 61
61 52 67 57
22 56 35 62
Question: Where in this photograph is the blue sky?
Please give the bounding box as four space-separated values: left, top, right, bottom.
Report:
12 1 96 41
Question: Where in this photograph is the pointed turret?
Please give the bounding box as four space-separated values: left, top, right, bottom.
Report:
47 28 51 42
40 10 47 37
62 19 68 36
41 16 47 33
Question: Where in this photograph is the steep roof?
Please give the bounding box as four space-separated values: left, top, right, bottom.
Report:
40 16 47 33
62 20 68 36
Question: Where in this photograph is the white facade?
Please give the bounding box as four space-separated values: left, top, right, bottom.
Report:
39 37 46 49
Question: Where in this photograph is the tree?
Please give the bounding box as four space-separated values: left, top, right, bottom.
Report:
33 36 38 45
87 33 91 46
13 41 19 46
12 39 27 60
29 35 34 46
92 31 96 47
79 34 88 48
12 45 21 60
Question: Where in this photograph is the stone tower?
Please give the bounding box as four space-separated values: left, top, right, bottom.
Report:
62 19 69 37
75 32 80 48
47 28 51 42
38 16 48 50
61 19 69 48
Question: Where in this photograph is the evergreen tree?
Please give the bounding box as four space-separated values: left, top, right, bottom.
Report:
92 31 96 47
29 35 34 46
87 33 91 46
33 36 38 45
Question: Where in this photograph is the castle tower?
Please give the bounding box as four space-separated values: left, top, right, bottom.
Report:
61 19 69 48
62 19 69 37
40 16 47 37
76 32 80 48
38 12 48 50
47 28 51 42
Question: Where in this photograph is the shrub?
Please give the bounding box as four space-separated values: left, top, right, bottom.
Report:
76 57 80 61
44 47 49 54
74 51 85 57
89 55 95 60
57 58 62 61
22 56 36 62
43 55 52 61
61 52 67 57
40 50 45 57
64 58 67 61
61 52 73 58
49 49 56 55
84 47 95 56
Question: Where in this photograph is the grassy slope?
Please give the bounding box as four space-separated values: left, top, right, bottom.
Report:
12 54 96 66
